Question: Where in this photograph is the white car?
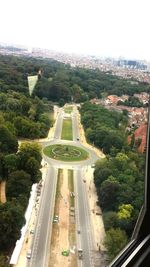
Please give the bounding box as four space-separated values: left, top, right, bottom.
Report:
26 249 32 259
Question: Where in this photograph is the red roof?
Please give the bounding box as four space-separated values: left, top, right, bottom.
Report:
128 123 147 153
107 95 120 104
134 123 147 153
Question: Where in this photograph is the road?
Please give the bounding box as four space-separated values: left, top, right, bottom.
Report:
27 105 100 267
72 106 80 141
74 169 95 267
27 167 58 267
53 108 63 139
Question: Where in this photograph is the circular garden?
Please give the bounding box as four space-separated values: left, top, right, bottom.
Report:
43 144 89 161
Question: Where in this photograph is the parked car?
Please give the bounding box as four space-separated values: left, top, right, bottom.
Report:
78 249 83 260
26 249 32 259
53 215 59 223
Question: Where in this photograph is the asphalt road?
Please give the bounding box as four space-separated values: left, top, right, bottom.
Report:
28 105 100 267
72 107 79 141
74 169 95 267
27 167 58 267
53 108 63 139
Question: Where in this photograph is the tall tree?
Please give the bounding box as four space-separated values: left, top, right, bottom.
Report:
0 202 25 250
0 125 18 154
104 228 128 261
6 170 31 199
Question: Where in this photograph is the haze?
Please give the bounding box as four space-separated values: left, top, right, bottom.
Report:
1 0 150 60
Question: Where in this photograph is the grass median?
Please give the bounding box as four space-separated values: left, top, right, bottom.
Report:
64 106 73 114
61 118 73 140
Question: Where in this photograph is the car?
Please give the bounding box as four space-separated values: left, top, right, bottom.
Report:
26 249 32 259
78 249 83 260
53 219 58 223
53 215 59 223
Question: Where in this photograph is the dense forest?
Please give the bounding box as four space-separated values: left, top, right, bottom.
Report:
117 96 147 107
0 54 149 265
0 55 53 266
0 140 42 266
80 102 146 261
0 54 149 104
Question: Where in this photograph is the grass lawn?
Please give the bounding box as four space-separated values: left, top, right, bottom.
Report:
64 106 73 114
61 119 73 140
43 144 89 161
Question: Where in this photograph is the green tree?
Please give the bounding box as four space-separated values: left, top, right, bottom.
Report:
0 201 25 250
18 142 42 167
104 228 128 261
4 154 19 178
20 96 31 116
0 125 18 154
25 157 41 183
59 98 65 107
28 107 36 120
116 204 135 236
39 113 51 128
71 84 83 102
6 170 31 199
0 153 5 181
99 176 120 211
0 254 10 267
103 211 118 231
94 167 112 188
117 204 133 220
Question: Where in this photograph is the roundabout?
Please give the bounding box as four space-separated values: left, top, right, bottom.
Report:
43 144 89 162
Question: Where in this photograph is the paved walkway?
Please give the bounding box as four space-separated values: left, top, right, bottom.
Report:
0 181 6 203
84 167 106 251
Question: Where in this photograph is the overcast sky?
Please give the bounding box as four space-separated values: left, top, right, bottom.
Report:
1 0 150 60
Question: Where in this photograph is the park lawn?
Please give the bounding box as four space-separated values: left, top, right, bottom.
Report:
61 119 73 140
64 106 73 114
43 144 89 161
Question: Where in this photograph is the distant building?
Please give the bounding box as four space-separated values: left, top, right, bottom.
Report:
107 95 122 105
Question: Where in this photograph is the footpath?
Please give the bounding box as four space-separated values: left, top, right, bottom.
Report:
0 181 6 203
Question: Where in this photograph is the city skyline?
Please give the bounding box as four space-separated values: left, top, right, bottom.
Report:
1 0 150 61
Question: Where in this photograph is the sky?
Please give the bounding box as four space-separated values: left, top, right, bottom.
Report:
0 0 150 60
